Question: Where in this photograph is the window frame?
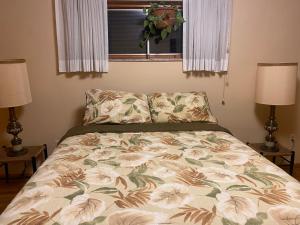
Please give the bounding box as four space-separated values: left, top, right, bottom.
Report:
108 0 183 62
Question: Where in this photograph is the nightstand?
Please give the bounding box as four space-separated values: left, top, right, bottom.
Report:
0 145 48 183
248 143 295 175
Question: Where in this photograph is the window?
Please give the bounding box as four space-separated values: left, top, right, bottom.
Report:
108 9 146 54
108 1 183 61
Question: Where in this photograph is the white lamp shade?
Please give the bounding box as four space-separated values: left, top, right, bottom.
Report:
255 63 298 105
0 59 32 108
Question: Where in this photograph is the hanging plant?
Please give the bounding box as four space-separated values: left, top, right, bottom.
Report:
139 2 185 48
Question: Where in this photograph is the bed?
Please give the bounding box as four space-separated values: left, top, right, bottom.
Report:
1 122 300 225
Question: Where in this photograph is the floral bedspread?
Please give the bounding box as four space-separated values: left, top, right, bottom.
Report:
1 131 300 225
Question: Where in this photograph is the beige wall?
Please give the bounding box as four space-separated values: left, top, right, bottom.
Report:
0 0 300 161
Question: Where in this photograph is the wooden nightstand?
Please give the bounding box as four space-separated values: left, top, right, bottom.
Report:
0 145 48 183
248 143 295 175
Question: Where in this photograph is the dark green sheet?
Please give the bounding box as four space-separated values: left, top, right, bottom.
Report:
59 122 232 144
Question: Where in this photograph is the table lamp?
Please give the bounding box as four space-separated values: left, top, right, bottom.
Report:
0 59 32 157
255 63 298 151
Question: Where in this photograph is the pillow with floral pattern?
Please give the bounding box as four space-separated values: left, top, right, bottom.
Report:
148 91 217 123
83 89 152 125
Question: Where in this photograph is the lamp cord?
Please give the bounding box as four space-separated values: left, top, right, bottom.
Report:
222 74 228 105
290 137 295 151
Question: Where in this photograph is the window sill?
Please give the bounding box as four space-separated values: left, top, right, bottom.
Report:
109 58 182 62
108 0 182 9
109 54 182 62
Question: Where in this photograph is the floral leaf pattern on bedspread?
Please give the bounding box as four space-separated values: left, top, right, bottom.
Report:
83 90 152 125
1 131 300 225
148 92 217 123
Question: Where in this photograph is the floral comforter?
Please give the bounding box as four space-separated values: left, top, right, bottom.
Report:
1 131 300 225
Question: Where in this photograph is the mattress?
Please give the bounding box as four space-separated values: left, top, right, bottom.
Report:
1 123 299 225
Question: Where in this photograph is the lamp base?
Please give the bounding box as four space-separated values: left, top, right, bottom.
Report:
6 147 28 157
263 105 279 152
6 107 26 157
260 143 279 152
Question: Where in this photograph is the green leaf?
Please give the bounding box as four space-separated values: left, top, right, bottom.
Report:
101 161 120 167
144 175 164 184
135 164 148 174
152 110 159 116
257 172 286 181
92 187 118 194
149 23 156 34
144 20 149 27
222 218 239 225
203 180 220 189
175 95 182 103
207 160 225 165
246 173 272 186
226 185 252 191
206 135 218 143
176 11 182 17
52 223 61 225
176 17 185 24
128 174 146 188
74 180 89 190
173 104 185 113
206 134 231 144
123 98 137 104
133 104 141 113
79 218 106 225
248 166 259 172
143 31 150 39
25 182 36 189
185 158 203 167
167 98 176 105
244 170 286 187
161 29 168 40
245 213 268 225
245 218 263 225
93 216 106 223
198 155 213 160
84 159 97 168
256 212 268 220
147 15 156 21
206 188 221 198
125 106 133 116
151 3 159 8
65 189 84 201
93 107 99 119
129 134 152 145
105 146 125 150
166 26 172 33
128 171 164 188
93 187 117 191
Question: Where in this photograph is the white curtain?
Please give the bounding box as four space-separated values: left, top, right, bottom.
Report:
183 0 232 72
55 0 108 73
